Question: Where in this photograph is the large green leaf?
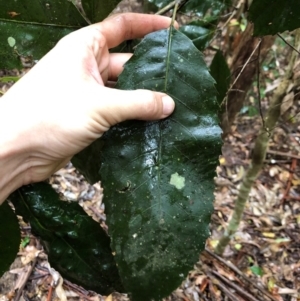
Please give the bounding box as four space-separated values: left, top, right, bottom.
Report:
0 0 88 68
0 202 20 277
179 17 218 51
145 0 231 16
72 139 105 184
9 183 124 294
81 0 121 23
210 50 230 105
248 0 300 36
74 26 222 300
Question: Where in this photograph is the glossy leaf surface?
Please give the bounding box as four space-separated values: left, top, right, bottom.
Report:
82 0 121 23
72 139 105 184
210 50 231 105
0 202 20 277
10 183 124 294
179 17 218 51
75 27 222 300
0 0 88 68
249 0 300 36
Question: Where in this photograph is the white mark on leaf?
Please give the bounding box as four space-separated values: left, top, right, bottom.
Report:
7 37 16 47
169 172 185 190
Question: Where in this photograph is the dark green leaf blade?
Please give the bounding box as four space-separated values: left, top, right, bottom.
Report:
0 202 20 277
179 17 218 51
210 50 231 105
0 23 74 69
0 0 86 25
72 139 105 184
248 0 300 36
81 0 121 23
0 0 87 68
99 27 222 300
9 183 124 294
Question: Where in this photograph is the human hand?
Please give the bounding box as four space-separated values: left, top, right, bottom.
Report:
0 13 175 203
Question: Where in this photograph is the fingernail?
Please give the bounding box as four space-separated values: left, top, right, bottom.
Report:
162 95 175 115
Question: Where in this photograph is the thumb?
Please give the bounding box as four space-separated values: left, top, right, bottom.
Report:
99 88 175 127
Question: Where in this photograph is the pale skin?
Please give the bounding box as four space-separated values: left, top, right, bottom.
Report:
0 13 175 204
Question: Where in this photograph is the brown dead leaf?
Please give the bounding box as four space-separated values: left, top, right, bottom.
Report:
20 245 42 265
281 92 295 116
7 11 20 17
279 170 290 183
195 275 209 292
232 166 245 183
269 166 280 177
55 276 67 301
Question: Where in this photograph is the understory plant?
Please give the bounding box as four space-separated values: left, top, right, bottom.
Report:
1 0 300 300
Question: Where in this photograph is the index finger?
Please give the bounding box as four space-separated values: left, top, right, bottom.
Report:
92 13 175 49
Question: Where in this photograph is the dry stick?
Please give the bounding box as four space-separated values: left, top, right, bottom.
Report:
277 33 300 55
46 285 53 301
256 38 266 130
209 275 241 301
267 148 300 160
155 0 176 15
204 249 278 301
215 29 300 256
221 39 262 108
219 0 245 31
211 270 262 301
281 158 297 204
14 258 38 301
207 0 245 48
155 0 189 15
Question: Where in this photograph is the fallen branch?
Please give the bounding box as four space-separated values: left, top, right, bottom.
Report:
204 248 279 301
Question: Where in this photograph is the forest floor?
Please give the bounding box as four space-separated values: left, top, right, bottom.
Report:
1 0 300 300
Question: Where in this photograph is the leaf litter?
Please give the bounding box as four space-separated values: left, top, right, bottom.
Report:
1 3 300 301
1 93 300 300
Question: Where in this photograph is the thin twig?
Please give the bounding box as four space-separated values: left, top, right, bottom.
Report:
208 0 245 47
220 0 245 31
155 0 176 15
211 270 263 301
46 285 53 301
208 274 241 301
204 249 279 301
222 39 262 107
277 33 300 55
267 149 300 160
63 279 92 299
281 158 297 204
155 0 189 15
256 38 265 130
14 258 38 301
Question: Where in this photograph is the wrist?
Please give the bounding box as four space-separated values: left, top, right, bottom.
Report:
0 94 30 204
